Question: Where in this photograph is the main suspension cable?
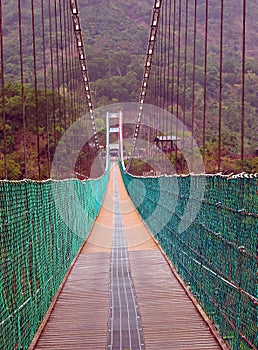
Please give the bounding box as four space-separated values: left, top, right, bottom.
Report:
126 0 162 172
70 0 99 151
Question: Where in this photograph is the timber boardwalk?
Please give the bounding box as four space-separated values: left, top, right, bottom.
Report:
30 164 227 350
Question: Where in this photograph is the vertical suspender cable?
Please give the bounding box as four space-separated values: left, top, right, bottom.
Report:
59 0 67 130
70 1 75 126
76 46 80 120
63 0 71 127
75 43 80 121
218 0 224 172
161 0 166 113
0 0 7 178
31 0 41 179
203 0 209 169
152 46 158 164
18 0 27 178
72 38 77 121
157 13 161 111
175 0 182 164
191 0 197 169
165 0 169 148
171 0 176 117
67 2 75 124
41 0 51 178
163 0 168 111
65 0 72 127
54 0 62 134
166 0 172 125
166 0 172 161
241 0 246 171
71 33 77 122
160 0 163 111
161 0 166 166
159 0 164 164
48 0 57 148
182 0 188 172
76 40 80 122
154 38 158 111
154 41 159 160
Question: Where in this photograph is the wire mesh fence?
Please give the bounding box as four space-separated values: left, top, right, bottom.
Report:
0 170 109 350
121 165 257 350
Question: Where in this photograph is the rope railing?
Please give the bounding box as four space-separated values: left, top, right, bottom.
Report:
121 165 257 350
0 171 109 350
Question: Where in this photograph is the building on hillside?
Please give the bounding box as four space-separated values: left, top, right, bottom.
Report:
154 135 180 153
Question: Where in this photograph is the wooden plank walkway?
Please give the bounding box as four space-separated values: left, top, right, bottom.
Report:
30 164 227 350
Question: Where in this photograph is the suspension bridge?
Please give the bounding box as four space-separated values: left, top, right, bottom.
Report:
0 1 257 350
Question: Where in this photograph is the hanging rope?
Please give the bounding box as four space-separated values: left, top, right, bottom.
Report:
218 0 224 172
0 0 7 178
30 0 41 179
18 0 27 178
202 0 208 167
241 0 246 170
63 0 70 128
175 0 182 163
171 0 176 117
181 0 189 172
54 0 62 135
190 0 197 170
59 0 66 131
40 0 50 178
48 0 57 151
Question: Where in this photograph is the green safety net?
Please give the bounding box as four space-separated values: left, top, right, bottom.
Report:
0 169 109 350
121 164 257 350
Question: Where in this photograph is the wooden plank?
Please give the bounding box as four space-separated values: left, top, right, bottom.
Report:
129 250 227 350
33 253 110 350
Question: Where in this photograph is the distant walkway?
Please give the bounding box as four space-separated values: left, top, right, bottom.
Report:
30 164 226 350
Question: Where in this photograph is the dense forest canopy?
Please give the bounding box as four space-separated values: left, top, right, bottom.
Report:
0 0 258 177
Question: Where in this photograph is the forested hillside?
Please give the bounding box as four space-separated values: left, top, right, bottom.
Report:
1 0 152 103
1 0 258 177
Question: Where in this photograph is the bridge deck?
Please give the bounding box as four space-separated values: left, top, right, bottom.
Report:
30 164 226 350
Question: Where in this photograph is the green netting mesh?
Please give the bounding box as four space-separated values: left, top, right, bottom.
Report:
121 164 257 350
0 170 109 350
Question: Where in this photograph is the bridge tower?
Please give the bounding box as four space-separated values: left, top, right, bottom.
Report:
106 111 124 160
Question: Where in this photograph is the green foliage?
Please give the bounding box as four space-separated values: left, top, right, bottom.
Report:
0 81 71 179
0 159 21 179
126 159 153 176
